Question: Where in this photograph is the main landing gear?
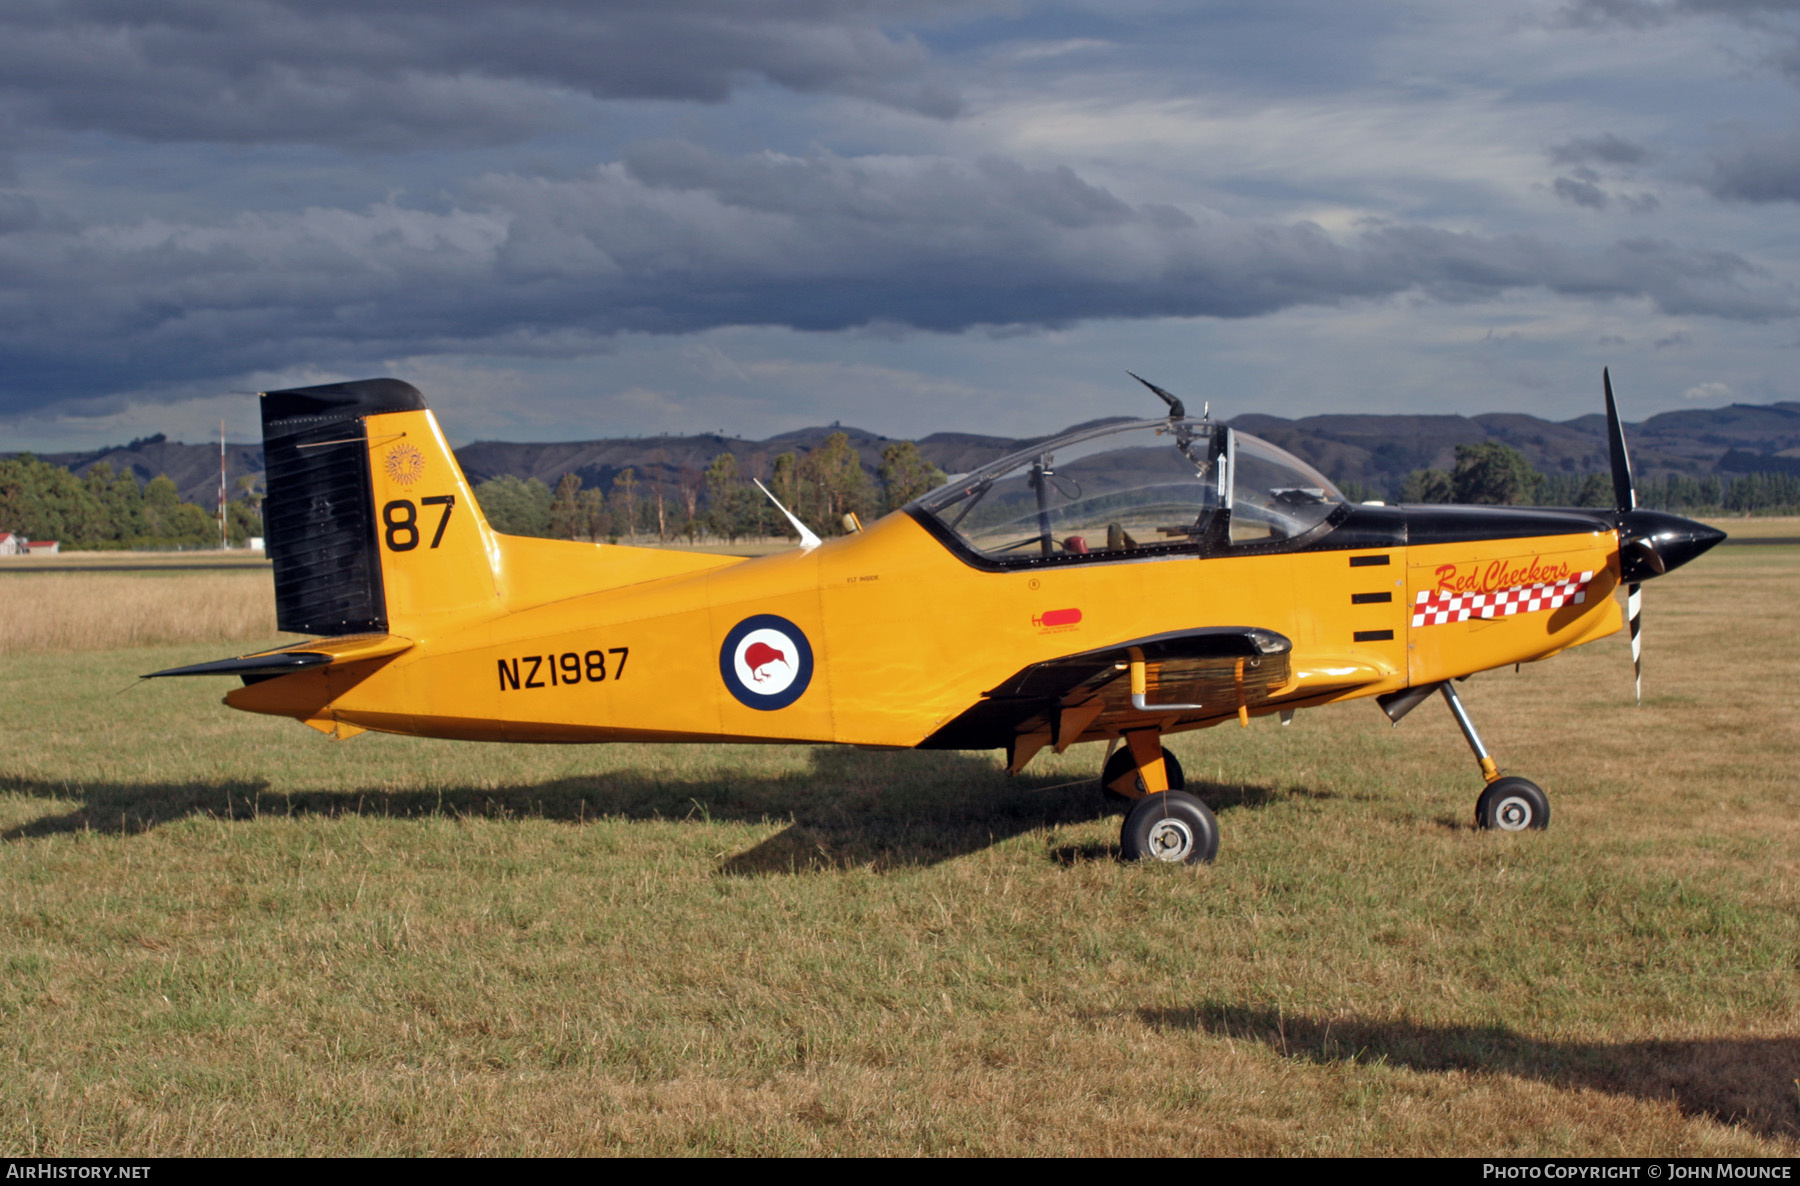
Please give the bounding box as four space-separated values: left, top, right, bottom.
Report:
1102 730 1219 866
1438 682 1550 832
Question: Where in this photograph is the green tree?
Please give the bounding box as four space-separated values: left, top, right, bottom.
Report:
576 487 610 542
473 475 553 537
877 440 946 513
1399 468 1452 504
548 473 585 539
1537 472 1612 509
0 456 108 546
797 432 872 532
1451 442 1539 506
82 462 146 547
703 452 753 541
769 452 801 539
677 466 704 542
139 474 213 544
224 474 264 546
612 468 640 541
226 497 262 546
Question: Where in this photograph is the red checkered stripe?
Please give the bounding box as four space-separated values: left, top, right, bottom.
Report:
1411 571 1594 628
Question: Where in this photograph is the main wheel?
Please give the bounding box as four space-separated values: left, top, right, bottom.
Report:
1120 790 1219 865
1101 745 1186 802
1474 777 1550 832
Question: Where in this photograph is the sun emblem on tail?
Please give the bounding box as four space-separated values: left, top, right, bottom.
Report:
384 442 426 486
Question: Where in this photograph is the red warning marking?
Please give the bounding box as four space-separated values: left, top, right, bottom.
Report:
1032 608 1082 628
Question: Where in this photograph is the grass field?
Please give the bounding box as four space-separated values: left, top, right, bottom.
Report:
0 545 1795 1155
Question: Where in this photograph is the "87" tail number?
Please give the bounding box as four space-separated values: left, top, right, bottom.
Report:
383 496 455 551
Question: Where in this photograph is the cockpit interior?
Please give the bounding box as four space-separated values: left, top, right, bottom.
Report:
908 418 1347 567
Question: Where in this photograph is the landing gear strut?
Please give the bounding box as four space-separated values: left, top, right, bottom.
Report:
1439 682 1550 832
1104 730 1218 865
1100 741 1185 801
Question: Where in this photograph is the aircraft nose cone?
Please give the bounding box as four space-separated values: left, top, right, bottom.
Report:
1619 509 1727 582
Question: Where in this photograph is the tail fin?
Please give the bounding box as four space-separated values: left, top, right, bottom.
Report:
262 378 500 637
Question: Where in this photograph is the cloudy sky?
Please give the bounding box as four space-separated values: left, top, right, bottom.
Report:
2 0 1797 450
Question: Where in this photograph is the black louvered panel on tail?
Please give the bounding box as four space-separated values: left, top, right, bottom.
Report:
263 420 385 636
258 379 424 637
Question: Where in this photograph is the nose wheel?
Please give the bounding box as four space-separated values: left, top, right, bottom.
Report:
1475 776 1550 832
1438 682 1552 832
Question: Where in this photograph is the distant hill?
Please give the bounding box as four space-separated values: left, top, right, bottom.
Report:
1235 401 1800 492
453 423 1045 498
11 400 1800 505
11 434 266 509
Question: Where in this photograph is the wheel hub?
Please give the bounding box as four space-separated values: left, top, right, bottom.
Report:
1494 795 1533 831
1147 818 1195 861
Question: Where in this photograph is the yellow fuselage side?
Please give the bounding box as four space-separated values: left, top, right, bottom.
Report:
228 449 1623 748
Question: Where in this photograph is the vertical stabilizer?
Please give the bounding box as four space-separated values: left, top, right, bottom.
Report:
260 378 501 638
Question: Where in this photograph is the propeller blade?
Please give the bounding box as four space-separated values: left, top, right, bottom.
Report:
1606 369 1646 704
1603 367 1636 512
1627 580 1643 705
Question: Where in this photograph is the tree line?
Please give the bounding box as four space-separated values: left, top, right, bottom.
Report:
473 433 946 543
0 456 262 549
11 434 1798 553
1390 442 1800 514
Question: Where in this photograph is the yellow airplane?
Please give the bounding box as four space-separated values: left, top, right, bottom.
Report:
149 370 1723 864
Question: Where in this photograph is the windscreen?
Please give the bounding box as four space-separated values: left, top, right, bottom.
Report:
915 421 1226 563
1228 433 1346 545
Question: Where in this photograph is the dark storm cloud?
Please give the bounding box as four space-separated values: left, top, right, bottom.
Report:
1547 133 1650 166
0 1 964 150
1559 0 1800 28
1560 0 1800 82
1553 171 1610 209
1 148 1792 415
1706 133 1800 203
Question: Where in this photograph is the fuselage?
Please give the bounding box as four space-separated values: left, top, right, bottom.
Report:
227 501 1635 748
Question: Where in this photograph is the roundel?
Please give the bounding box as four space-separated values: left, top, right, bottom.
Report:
720 614 814 711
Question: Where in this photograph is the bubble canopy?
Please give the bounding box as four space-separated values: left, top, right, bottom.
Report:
907 417 1348 568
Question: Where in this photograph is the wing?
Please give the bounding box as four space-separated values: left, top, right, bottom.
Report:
920 627 1288 751
920 626 1391 764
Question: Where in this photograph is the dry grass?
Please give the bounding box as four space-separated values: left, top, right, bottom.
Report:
1700 515 1800 539
0 547 1795 1155
0 551 269 569
0 570 280 656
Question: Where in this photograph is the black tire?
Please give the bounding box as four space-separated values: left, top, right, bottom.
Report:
1474 777 1550 832
1101 745 1186 802
1120 790 1219 865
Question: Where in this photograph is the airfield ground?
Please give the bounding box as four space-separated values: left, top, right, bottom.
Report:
0 535 1795 1155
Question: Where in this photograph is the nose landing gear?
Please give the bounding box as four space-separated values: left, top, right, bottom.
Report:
1439 682 1550 832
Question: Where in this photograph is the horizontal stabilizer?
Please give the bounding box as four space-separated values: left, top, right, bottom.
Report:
144 633 412 679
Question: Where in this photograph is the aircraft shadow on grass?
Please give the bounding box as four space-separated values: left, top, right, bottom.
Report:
1140 1003 1800 1141
0 747 1289 875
